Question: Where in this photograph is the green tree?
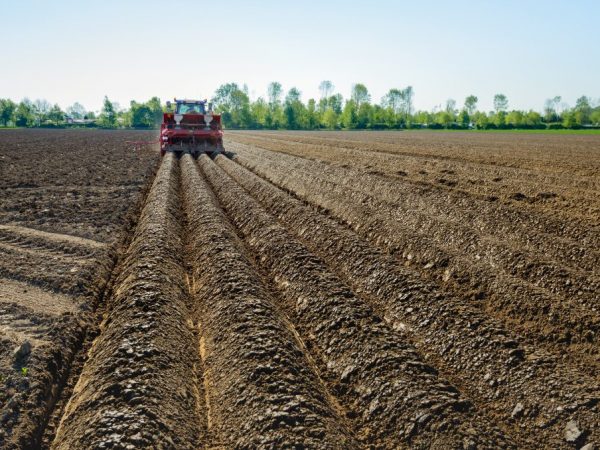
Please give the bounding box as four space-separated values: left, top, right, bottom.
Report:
213 83 251 128
284 87 307 129
591 109 600 126
0 99 17 126
266 82 284 128
493 110 507 128
317 98 328 113
464 95 478 115
328 94 343 114
381 89 403 114
443 99 457 127
351 83 370 106
472 111 489 129
267 82 283 106
99 96 117 128
356 102 372 129
525 110 542 128
435 111 453 128
47 104 64 125
322 108 338 129
562 111 578 128
14 99 35 127
458 109 470 128
146 97 163 126
574 96 592 125
543 96 561 122
341 99 358 128
493 94 509 113
33 99 51 125
306 98 318 129
400 86 414 123
371 104 392 128
250 97 269 128
414 110 433 126
506 110 524 128
129 101 153 128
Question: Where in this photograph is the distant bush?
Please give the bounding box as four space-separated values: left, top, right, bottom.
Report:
427 123 444 129
369 123 390 130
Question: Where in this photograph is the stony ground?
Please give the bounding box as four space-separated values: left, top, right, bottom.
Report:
0 129 598 449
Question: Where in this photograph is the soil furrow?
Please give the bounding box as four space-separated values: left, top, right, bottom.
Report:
216 153 600 448
0 242 91 263
230 144 600 364
3 128 598 449
244 150 600 312
180 154 356 448
0 235 97 259
51 154 205 449
0 224 105 252
233 131 600 181
0 243 98 297
237 141 599 275
228 135 600 242
199 155 513 449
229 132 600 209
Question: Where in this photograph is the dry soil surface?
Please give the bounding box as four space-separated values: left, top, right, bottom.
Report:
0 129 157 448
1 129 599 449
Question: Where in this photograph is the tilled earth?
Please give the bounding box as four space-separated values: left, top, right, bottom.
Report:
1 129 599 449
0 130 157 448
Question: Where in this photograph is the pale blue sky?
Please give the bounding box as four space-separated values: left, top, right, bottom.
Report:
1 0 598 113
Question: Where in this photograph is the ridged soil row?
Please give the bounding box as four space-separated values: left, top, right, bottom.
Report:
1 314 87 450
312 167 600 275
199 156 513 449
230 145 599 364
227 137 600 252
180 154 356 448
228 139 600 278
232 131 600 185
228 134 600 222
0 242 96 296
237 140 600 279
0 225 103 258
38 159 162 450
216 154 600 449
52 154 204 449
242 147 600 307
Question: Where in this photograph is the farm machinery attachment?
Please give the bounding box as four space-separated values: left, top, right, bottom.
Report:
160 99 224 157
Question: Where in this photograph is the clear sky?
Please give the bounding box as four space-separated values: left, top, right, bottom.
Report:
1 0 598 113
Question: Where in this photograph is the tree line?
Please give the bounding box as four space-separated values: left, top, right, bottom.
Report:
0 96 163 129
1 82 599 130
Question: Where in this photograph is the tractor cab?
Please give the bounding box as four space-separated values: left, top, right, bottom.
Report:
173 100 207 115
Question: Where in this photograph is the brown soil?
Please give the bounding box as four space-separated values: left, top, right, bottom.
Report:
0 129 157 448
1 129 598 449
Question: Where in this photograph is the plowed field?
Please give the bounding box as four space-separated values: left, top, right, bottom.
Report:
1 129 598 449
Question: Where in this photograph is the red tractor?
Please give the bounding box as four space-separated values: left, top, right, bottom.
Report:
160 99 224 156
